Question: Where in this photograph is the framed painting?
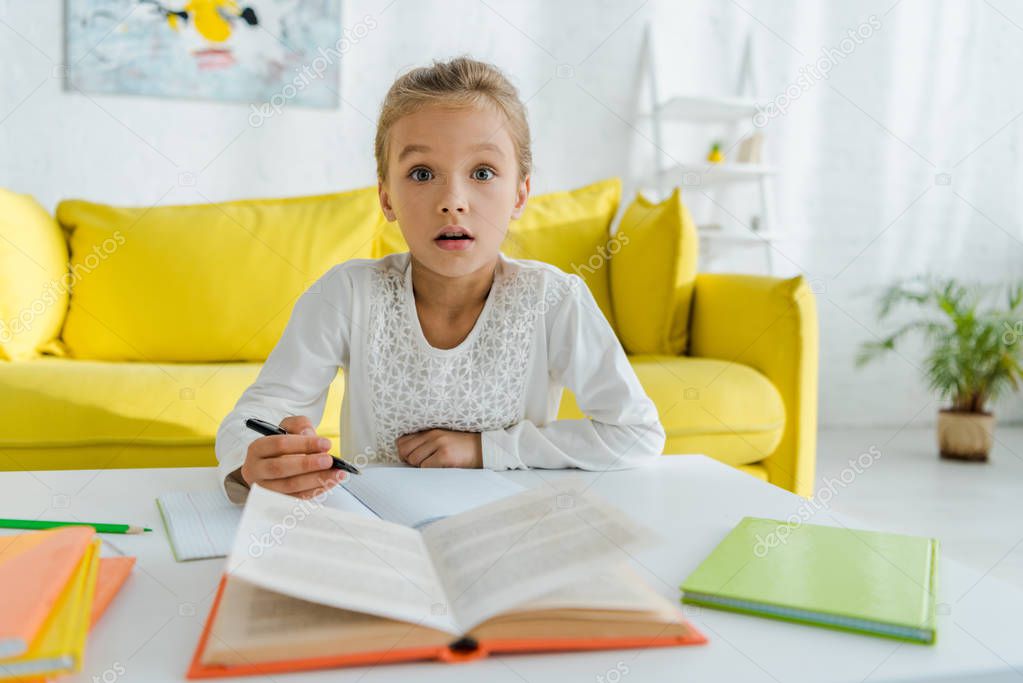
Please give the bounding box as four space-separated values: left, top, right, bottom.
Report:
65 0 342 108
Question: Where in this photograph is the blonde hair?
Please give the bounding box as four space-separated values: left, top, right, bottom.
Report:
374 56 532 182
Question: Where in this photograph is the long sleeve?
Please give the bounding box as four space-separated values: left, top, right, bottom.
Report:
215 265 352 502
481 275 665 471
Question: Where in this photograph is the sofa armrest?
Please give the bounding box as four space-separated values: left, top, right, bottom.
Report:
688 273 819 497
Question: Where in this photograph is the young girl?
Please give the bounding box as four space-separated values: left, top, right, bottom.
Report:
215 57 665 503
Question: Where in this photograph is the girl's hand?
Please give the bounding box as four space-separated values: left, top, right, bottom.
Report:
396 429 483 468
240 415 347 499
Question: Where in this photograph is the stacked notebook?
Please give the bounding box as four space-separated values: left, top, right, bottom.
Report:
681 516 939 643
0 527 135 680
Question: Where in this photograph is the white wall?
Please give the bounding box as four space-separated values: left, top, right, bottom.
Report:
2 0 1021 426
1 0 648 205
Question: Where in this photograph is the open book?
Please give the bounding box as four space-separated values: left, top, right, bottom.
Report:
188 483 705 677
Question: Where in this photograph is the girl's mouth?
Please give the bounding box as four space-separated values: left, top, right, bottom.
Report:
434 233 475 251
434 226 475 251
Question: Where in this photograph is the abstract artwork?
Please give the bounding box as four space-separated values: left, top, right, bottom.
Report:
66 0 341 107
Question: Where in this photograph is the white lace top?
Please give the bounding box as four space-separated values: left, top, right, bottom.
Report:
216 252 665 502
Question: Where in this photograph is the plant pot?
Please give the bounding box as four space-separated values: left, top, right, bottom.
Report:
937 409 994 462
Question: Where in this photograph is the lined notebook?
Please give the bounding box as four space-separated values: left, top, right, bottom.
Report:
156 491 244 562
681 516 939 643
158 468 524 561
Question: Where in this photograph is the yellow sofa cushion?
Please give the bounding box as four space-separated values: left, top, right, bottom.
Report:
374 177 622 327
558 354 784 467
0 358 344 449
1 353 782 471
55 188 385 362
610 188 699 355
689 273 819 497
0 189 69 360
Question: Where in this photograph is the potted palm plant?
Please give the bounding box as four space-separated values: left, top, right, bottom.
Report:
856 277 1023 462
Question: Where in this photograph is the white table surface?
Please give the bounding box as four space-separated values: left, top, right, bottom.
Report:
1 456 1019 683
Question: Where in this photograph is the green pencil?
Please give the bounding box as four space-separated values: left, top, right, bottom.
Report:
0 518 152 535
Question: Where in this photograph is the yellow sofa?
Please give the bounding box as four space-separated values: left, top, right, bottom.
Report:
0 180 818 497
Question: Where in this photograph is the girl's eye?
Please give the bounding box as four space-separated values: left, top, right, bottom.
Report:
409 167 433 182
409 166 494 182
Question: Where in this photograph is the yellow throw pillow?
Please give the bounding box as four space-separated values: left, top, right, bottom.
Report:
610 188 699 355
57 188 385 362
373 177 622 328
0 189 69 361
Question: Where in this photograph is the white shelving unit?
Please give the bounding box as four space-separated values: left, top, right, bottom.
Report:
656 94 758 122
636 25 781 274
655 161 778 187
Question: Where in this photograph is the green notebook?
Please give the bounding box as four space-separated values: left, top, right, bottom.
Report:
681 517 939 643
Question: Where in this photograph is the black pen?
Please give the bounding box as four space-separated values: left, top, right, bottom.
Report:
244 417 361 475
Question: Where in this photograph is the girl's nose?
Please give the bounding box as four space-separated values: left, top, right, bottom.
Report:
440 201 467 214
439 177 468 214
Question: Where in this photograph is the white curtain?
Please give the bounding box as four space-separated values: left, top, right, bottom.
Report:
646 0 1023 426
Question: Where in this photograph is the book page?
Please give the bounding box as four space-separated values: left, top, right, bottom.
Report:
338 466 524 528
420 480 658 631
225 485 459 634
502 563 680 614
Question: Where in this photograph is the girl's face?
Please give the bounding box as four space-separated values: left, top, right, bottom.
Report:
378 102 530 279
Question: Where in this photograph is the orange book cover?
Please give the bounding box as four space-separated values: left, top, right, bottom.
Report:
0 527 96 659
187 575 707 679
90 557 135 627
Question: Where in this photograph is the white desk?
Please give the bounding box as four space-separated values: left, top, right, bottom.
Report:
1 456 1019 682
